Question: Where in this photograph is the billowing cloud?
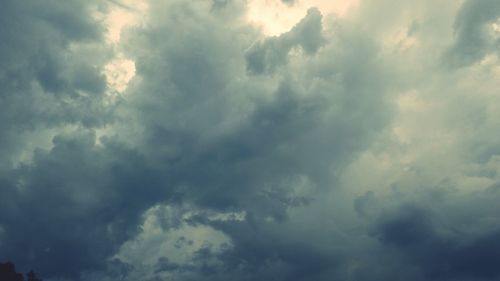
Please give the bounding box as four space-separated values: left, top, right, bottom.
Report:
444 0 500 67
1 0 500 281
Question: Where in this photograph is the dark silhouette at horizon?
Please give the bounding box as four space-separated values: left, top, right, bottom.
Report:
0 262 42 281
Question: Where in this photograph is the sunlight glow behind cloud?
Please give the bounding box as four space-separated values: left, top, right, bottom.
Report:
102 0 148 95
247 0 359 35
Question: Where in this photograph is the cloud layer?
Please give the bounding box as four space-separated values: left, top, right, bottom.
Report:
1 0 500 280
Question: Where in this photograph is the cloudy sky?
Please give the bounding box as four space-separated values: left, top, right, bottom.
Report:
1 0 500 280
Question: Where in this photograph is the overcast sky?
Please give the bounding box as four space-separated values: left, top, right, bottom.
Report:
1 0 500 280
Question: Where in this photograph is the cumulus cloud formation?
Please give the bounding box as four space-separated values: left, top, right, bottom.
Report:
1 0 500 280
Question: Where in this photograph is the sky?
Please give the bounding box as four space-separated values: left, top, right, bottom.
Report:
1 0 500 280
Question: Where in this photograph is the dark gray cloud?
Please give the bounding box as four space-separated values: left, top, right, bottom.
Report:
0 0 112 171
0 132 155 278
373 201 500 281
0 0 119 278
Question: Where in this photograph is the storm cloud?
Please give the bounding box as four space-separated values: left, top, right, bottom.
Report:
1 0 500 281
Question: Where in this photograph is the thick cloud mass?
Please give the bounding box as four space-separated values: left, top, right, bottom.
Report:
445 0 500 67
1 0 500 280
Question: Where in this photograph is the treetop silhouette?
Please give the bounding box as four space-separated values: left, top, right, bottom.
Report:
0 262 42 281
